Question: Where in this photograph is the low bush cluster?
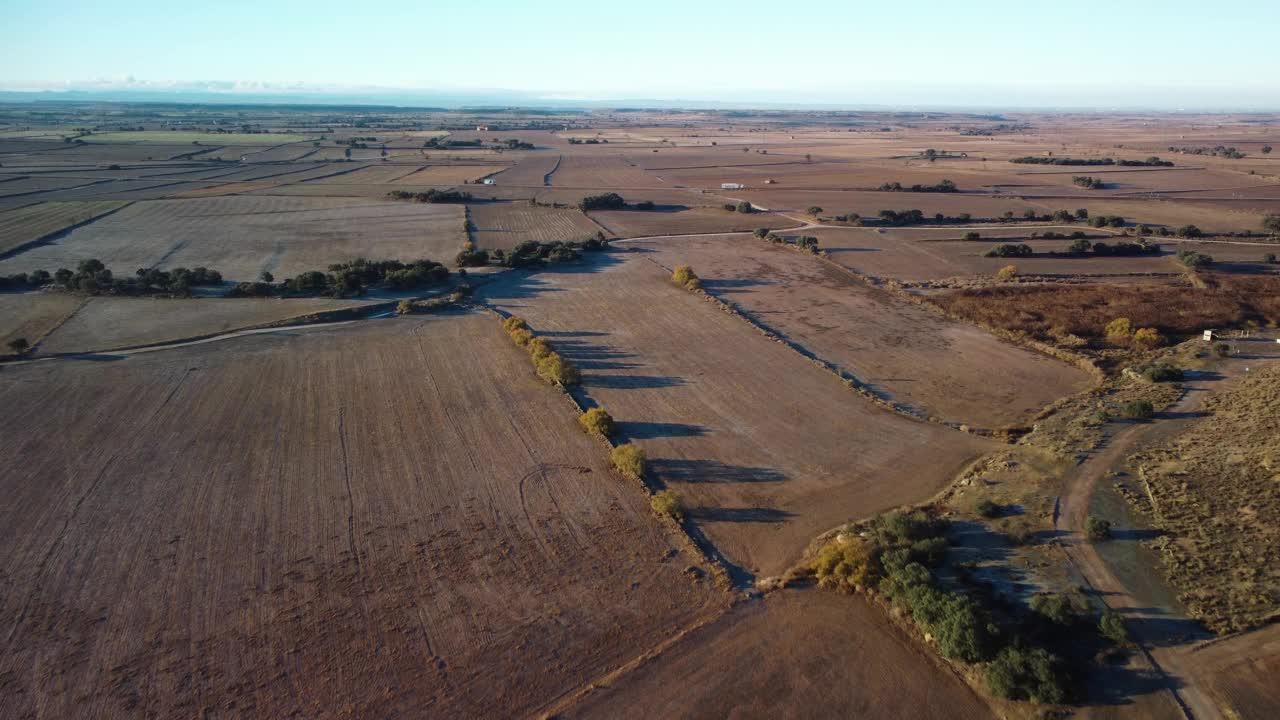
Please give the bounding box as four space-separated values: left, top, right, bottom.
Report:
1175 249 1214 268
578 192 627 211
1072 175 1105 189
722 200 755 213
578 407 615 437
611 443 646 480
672 265 702 291
650 489 684 520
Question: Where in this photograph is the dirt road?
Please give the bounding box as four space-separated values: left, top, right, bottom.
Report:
1056 335 1280 719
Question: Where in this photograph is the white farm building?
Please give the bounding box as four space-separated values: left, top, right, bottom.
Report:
721 182 745 190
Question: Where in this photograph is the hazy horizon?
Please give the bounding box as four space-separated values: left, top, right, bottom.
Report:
5 0 1280 111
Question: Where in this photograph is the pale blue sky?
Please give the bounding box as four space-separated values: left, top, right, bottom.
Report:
4 0 1278 108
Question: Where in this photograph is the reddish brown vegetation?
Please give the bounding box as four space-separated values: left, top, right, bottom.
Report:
930 274 1280 339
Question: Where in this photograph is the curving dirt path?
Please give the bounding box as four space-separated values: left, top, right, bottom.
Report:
1055 335 1280 720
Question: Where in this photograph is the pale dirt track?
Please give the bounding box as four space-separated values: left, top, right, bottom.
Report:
0 311 725 718
1057 336 1280 720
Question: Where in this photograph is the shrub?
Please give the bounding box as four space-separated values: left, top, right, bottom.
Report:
813 537 877 589
455 246 489 267
985 243 1032 258
976 499 1002 518
527 336 554 362
996 265 1018 282
1098 611 1129 645
1263 214 1280 233
1131 327 1162 349
1176 224 1204 238
753 227 770 239
7 337 30 353
672 265 701 290
1213 342 1231 358
509 327 534 347
536 352 579 386
1121 400 1154 420
806 205 823 216
578 192 626 211
502 316 528 333
396 299 414 315
1104 317 1133 343
986 646 1070 704
963 231 981 241
1086 516 1113 541
1264 253 1277 264
1067 238 1093 255
650 490 683 521
735 200 754 214
578 407 615 437
611 444 646 480
1175 249 1213 268
1142 363 1183 382
1029 594 1077 626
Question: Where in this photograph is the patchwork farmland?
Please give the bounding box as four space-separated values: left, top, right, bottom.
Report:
1 102 1278 719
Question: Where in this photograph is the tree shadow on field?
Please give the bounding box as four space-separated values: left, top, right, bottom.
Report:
471 251 626 303
687 506 794 523
615 422 709 441
648 458 787 483
584 374 686 389
701 277 772 291
553 339 641 370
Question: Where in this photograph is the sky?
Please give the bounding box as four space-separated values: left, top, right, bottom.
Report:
3 0 1279 109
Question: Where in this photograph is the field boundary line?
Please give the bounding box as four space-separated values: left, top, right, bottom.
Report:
0 200 136 261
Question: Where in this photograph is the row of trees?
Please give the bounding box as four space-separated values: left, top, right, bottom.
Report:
0 260 223 296
386 189 473 203
877 179 958 193
1170 145 1246 159
229 258 449 298
752 228 820 253
503 315 580 387
814 508 1134 705
1011 156 1172 167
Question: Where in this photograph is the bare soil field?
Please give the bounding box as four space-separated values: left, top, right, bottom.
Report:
468 201 602 250
489 153 562 186
0 196 466 281
548 154 663 188
477 253 992 578
588 207 795 237
627 234 1092 426
0 311 725 718
0 292 83 355
0 200 130 255
1180 623 1280 720
35 296 374 355
565 589 993 719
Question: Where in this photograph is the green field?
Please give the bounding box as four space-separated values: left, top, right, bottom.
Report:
84 131 313 145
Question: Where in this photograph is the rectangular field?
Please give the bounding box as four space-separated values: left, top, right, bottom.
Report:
0 196 467 281
468 202 603 250
0 200 130 254
0 311 725 718
628 234 1092 427
588 207 796 237
477 253 993 578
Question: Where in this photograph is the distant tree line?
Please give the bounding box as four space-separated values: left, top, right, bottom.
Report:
387 189 472 203
1010 156 1173 167
1 260 222 296
567 137 608 144
228 258 449 299
877 179 958 193
1170 145 1246 159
